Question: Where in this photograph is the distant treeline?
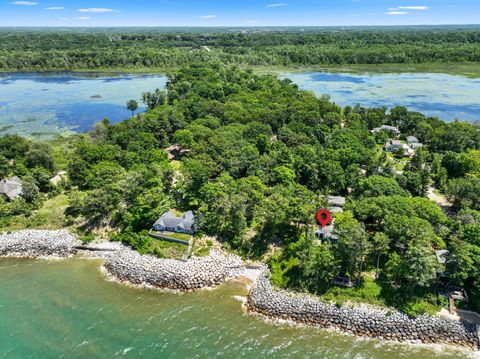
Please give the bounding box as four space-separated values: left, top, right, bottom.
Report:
1 27 480 71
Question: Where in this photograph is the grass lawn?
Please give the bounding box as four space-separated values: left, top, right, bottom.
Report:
318 274 444 316
166 232 192 241
191 238 213 257
321 275 385 307
149 239 188 260
0 194 69 232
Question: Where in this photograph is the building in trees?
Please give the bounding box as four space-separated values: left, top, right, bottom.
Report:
406 136 424 150
0 176 23 201
371 125 401 135
384 139 414 157
164 145 191 161
153 210 196 234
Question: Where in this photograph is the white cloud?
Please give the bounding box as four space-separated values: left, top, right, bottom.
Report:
385 11 409 15
200 15 217 18
398 6 428 10
46 6 64 10
77 8 118 13
57 17 68 20
75 16 91 20
265 3 287 8
388 6 429 11
246 20 259 23
9 1 38 5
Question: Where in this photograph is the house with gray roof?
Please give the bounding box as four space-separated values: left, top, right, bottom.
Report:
406 136 424 150
315 225 338 243
371 125 401 135
326 196 346 208
384 139 414 156
0 176 23 201
153 210 196 234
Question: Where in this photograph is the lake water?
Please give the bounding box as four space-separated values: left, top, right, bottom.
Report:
280 72 480 123
0 73 167 138
0 72 479 139
0 258 475 359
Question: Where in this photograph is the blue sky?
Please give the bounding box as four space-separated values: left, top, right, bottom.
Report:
0 0 479 27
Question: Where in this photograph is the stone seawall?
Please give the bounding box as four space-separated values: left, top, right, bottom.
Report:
246 274 480 351
103 249 244 291
0 229 80 258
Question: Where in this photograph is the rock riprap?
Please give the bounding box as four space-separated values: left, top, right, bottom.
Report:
247 274 480 350
104 249 244 291
0 229 80 258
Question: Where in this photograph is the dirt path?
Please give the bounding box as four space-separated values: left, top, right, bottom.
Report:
427 186 455 215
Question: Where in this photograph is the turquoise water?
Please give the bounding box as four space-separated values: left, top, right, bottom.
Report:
0 73 167 138
0 258 474 358
280 72 480 123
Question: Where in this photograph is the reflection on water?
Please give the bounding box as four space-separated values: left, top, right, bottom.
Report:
0 258 473 359
0 73 167 138
281 72 480 123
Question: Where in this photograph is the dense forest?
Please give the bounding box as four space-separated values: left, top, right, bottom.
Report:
1 26 480 71
1 64 480 316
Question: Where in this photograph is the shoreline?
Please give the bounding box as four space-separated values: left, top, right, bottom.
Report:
1 229 479 352
1 62 480 78
246 273 480 352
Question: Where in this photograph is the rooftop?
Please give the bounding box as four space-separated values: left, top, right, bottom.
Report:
0 176 23 201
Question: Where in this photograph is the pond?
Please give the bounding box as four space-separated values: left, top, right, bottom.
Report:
0 73 167 138
279 72 480 123
1 71 478 139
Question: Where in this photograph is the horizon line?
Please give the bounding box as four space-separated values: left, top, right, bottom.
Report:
1 24 480 28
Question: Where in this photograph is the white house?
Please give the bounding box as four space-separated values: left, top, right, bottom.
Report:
384 139 415 157
371 125 401 135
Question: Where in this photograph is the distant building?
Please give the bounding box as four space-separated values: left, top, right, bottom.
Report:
406 136 424 150
50 171 67 186
165 144 190 161
314 225 338 242
153 210 196 234
315 196 345 244
384 139 414 156
329 207 344 214
371 125 401 135
326 196 346 208
406 136 418 144
0 176 23 201
436 249 449 265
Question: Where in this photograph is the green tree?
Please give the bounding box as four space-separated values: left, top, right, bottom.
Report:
127 99 139 117
297 235 337 292
372 232 391 272
21 178 40 203
356 175 407 198
333 211 371 281
26 144 54 171
447 177 480 211
0 155 10 179
402 238 439 289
